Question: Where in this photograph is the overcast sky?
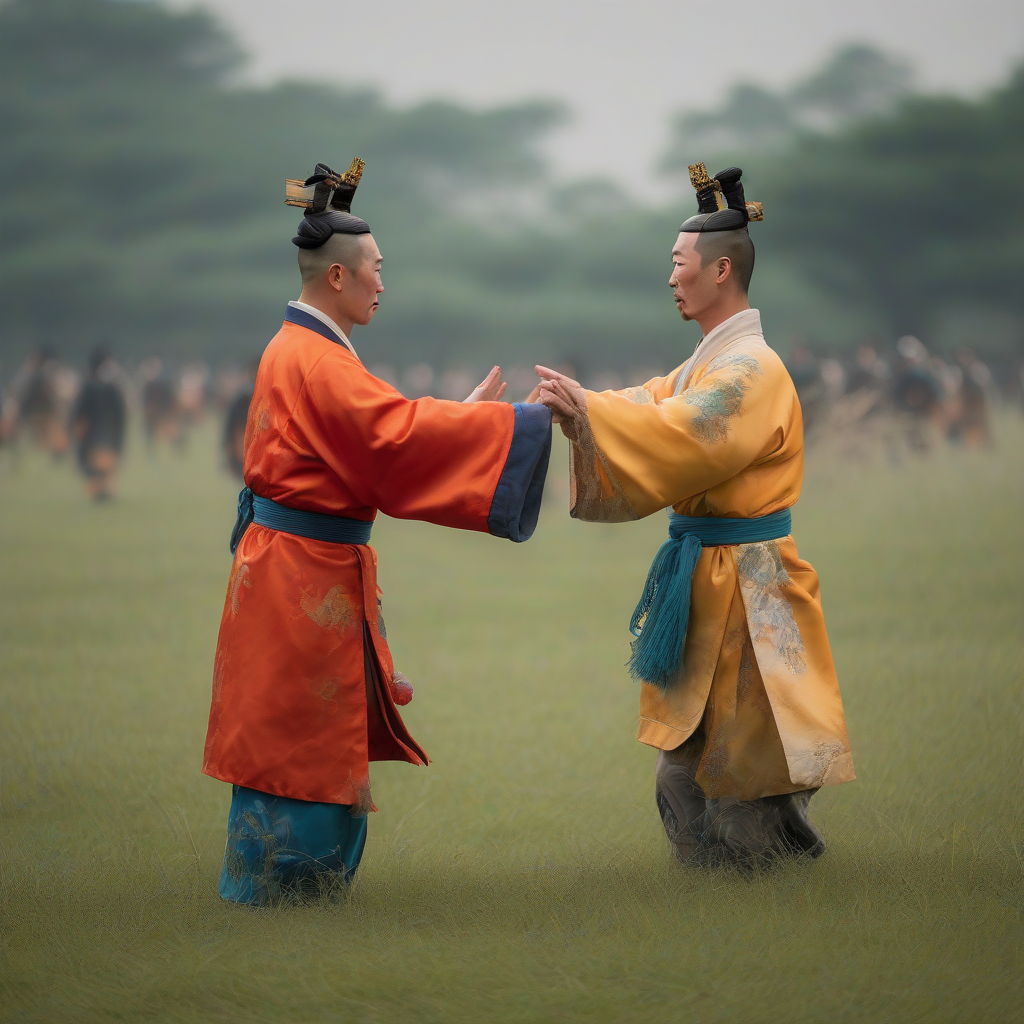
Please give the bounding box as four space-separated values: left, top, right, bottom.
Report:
171 0 1024 195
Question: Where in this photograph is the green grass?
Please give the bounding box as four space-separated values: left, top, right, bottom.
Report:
1 420 1022 1023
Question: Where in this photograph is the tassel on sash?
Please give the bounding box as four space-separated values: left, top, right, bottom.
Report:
628 531 703 688
627 508 793 688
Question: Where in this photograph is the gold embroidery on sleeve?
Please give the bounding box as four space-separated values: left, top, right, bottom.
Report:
568 405 640 523
684 353 764 444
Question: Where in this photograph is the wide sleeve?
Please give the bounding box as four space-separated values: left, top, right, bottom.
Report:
570 345 792 521
298 351 551 540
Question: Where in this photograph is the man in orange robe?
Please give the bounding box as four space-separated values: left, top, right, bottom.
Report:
203 161 551 904
535 165 853 868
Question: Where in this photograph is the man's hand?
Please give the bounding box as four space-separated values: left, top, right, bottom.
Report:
464 366 508 403
533 365 586 438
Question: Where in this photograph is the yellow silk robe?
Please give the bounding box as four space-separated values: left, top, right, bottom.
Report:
570 309 854 800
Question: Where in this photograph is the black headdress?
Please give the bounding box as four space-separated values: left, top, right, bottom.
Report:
285 158 371 249
679 163 763 233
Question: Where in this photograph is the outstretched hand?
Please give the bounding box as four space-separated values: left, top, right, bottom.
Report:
464 365 508 403
530 365 586 437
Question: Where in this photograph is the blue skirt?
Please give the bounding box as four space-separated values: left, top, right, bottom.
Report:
218 784 368 906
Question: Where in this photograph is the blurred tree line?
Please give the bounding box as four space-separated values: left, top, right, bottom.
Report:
1 0 1021 373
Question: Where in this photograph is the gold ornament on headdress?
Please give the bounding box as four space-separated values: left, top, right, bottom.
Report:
688 162 727 211
339 157 365 186
688 161 764 220
284 157 366 208
688 162 717 192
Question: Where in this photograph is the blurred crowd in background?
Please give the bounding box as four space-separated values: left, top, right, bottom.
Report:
2 1 1022 386
1 348 254 498
1 1 1021 501
1 333 1014 501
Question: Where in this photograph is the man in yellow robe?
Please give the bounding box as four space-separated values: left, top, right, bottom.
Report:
535 165 854 867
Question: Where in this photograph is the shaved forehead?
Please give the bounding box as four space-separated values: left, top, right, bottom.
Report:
672 227 754 292
297 231 379 286
672 232 698 257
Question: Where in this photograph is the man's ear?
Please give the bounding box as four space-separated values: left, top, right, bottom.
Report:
716 256 733 285
327 263 347 291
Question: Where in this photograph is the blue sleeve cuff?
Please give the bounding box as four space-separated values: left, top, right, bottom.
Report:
487 403 552 543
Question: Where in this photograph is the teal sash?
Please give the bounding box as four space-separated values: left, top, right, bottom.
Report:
230 486 373 553
628 507 793 688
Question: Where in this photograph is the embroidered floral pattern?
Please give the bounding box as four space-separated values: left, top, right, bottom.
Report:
621 386 654 405
300 585 354 632
684 353 763 443
308 676 340 720
228 561 252 616
736 541 807 676
569 403 639 524
700 724 731 782
785 739 851 789
211 646 228 703
735 635 757 704
224 801 286 889
252 398 271 434
240 397 274 465
810 740 848 786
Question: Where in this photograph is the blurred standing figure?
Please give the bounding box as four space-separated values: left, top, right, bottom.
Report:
948 348 993 447
176 362 209 447
0 385 16 448
536 165 854 869
139 357 180 451
12 348 69 456
785 344 827 433
845 343 889 395
70 347 126 501
891 335 943 451
222 359 258 478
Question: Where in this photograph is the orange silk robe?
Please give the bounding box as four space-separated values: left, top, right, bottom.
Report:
569 309 854 800
203 308 551 810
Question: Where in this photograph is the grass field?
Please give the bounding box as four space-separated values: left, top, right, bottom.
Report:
1 419 1022 1023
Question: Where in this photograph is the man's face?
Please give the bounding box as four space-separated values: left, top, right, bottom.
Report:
334 235 384 326
668 232 720 322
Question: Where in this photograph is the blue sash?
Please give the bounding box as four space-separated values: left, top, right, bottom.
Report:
229 486 373 553
628 507 793 688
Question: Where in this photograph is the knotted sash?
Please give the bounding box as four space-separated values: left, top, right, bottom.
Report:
628 507 793 688
230 486 373 554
